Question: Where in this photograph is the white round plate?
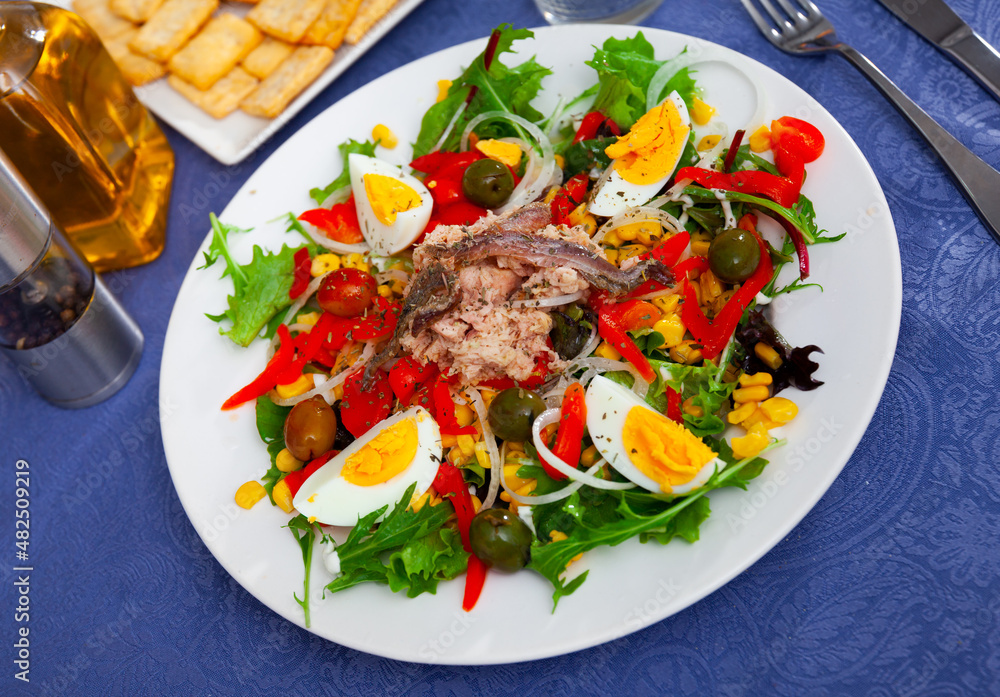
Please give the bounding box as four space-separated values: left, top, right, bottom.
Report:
160 25 901 665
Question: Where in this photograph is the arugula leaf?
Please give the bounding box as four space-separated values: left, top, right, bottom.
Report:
681 185 820 244
325 482 457 594
655 360 735 437
256 397 290 500
309 139 377 205
286 515 321 627
385 527 470 598
561 137 615 178
528 455 761 608
413 25 552 158
201 214 301 347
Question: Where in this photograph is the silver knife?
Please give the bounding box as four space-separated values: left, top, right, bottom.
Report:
877 0 1000 104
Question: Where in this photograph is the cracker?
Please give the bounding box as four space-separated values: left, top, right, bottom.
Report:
246 0 327 43
168 14 263 91
169 67 259 119
129 0 218 63
301 0 362 49
72 0 136 43
345 0 397 45
105 28 167 85
109 0 165 23
240 45 333 119
241 37 295 80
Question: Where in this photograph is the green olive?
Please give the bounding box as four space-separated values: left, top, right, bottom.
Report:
469 508 533 572
462 159 515 209
283 396 337 461
708 227 761 283
487 388 546 442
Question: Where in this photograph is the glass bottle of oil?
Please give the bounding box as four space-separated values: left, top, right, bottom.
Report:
0 2 173 272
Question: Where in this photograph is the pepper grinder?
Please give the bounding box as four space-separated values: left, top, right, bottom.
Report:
0 147 143 408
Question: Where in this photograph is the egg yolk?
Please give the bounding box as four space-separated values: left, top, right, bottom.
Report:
363 173 422 225
604 100 690 185
341 418 418 486
621 406 716 493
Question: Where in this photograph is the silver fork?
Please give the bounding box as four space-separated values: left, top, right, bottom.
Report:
741 0 1000 245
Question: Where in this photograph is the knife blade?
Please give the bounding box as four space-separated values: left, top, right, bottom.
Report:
877 0 1000 104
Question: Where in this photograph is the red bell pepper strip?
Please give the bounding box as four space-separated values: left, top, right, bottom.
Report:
432 377 477 436
626 231 692 298
550 173 589 225
666 387 683 423
339 368 393 438
298 196 364 244
432 462 487 611
388 356 439 404
539 382 587 480
680 214 774 359
276 312 340 384
672 255 710 280
283 450 338 498
675 166 802 209
222 324 296 410
289 248 312 299
410 150 482 176
571 111 606 146
590 294 658 384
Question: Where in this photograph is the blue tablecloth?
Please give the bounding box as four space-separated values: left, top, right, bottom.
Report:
4 0 1000 693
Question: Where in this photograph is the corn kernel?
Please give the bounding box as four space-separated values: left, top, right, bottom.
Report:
700 269 724 301
372 124 398 149
743 407 780 432
617 220 661 246
276 448 303 473
670 340 703 365
506 441 525 453
618 244 646 262
616 222 638 241
580 444 600 468
275 373 314 399
543 187 559 204
738 372 773 387
235 481 266 509
690 239 710 257
504 464 534 491
457 434 476 458
273 480 294 513
554 153 566 170
377 284 393 299
436 79 451 102
311 253 340 277
515 480 537 497
578 214 598 236
602 228 624 247
731 423 770 460
755 342 784 370
761 397 798 423
475 138 522 168
727 401 758 424
594 341 622 361
474 443 491 471
449 446 468 467
733 385 770 403
479 388 497 407
441 433 458 449
651 294 680 314
411 491 432 512
682 396 704 418
691 96 716 125
697 134 722 151
470 495 482 514
454 403 475 427
653 314 686 348
566 202 589 227
603 249 619 265
749 125 772 152
343 253 369 273
296 311 321 326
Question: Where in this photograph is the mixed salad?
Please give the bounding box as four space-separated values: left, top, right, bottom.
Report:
202 26 843 624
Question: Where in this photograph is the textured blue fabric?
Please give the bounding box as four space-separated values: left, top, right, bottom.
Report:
3 0 1000 693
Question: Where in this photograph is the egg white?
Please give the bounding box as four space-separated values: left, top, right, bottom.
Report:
585 375 718 494
349 154 433 256
588 92 691 218
292 406 441 526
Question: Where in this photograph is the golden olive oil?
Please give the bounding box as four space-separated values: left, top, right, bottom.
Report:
0 3 173 271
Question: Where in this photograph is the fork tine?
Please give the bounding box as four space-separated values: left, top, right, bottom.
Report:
739 0 780 39
774 0 807 23
795 0 824 18
755 0 794 30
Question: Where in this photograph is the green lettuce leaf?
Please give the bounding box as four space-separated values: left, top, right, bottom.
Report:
654 360 735 437
309 139 377 205
255 396 290 500
386 527 470 598
413 25 552 158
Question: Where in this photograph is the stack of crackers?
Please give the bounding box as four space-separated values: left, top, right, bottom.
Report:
72 0 402 119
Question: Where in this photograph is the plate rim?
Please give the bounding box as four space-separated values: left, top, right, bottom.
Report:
159 23 903 665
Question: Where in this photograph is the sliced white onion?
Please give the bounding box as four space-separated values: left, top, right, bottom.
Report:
574 322 601 362
467 386 502 509
460 111 559 213
431 101 469 155
298 220 372 255
647 51 701 112
318 185 351 208
592 206 686 246
630 285 681 301
375 269 410 285
510 290 583 309
532 409 635 490
269 342 376 407
501 460 606 506
566 357 650 398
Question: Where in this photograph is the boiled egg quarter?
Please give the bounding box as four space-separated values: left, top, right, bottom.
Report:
349 154 433 256
585 375 719 494
292 406 441 526
588 92 691 217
